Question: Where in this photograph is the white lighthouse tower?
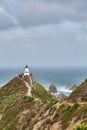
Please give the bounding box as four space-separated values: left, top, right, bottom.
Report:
24 65 30 76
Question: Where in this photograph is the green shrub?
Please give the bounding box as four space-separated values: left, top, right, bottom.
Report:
23 96 34 103
73 124 87 130
2 123 16 130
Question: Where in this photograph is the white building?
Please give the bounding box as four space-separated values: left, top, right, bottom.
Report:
24 65 30 76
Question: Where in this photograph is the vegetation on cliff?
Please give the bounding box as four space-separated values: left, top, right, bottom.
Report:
73 124 87 130
68 79 87 102
0 76 87 130
0 76 57 130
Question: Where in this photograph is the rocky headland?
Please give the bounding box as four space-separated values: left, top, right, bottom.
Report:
0 68 87 130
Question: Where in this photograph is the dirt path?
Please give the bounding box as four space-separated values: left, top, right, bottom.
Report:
24 81 31 96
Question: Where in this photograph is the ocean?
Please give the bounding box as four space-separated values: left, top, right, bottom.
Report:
0 67 87 96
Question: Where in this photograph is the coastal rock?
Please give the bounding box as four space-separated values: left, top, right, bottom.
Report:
65 84 77 90
49 83 57 93
57 93 67 103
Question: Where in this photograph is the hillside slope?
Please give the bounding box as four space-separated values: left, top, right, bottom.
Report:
0 76 87 130
68 79 87 102
0 75 57 130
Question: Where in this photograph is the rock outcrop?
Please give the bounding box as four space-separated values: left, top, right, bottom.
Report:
66 84 77 90
49 83 57 93
57 93 67 103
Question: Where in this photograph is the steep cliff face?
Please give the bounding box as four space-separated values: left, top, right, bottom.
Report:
0 75 58 130
68 79 87 102
0 76 87 130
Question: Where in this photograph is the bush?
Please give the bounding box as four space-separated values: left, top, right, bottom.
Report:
73 124 87 130
2 123 16 130
23 96 34 103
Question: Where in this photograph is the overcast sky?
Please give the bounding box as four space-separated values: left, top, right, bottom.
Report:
0 0 87 68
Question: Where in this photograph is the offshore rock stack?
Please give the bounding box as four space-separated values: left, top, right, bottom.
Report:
49 83 57 93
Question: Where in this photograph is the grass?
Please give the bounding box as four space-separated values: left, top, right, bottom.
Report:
68 79 87 102
53 103 87 129
32 82 58 103
0 92 22 113
0 124 16 130
73 124 87 130
27 110 37 122
5 107 20 122
0 76 58 130
53 103 80 129
0 77 28 129
21 110 37 130
0 107 21 130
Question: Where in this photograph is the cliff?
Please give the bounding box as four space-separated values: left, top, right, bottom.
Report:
0 75 87 130
0 75 58 130
68 79 87 102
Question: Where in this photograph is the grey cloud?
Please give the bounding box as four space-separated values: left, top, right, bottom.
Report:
0 0 87 67
0 12 15 30
0 22 87 67
13 0 87 27
0 0 87 30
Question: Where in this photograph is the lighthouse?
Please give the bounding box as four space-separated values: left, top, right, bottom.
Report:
24 65 30 76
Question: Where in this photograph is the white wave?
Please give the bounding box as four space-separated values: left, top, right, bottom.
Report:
41 83 73 93
0 83 5 87
58 86 73 93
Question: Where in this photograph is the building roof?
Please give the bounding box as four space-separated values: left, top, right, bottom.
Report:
25 65 29 68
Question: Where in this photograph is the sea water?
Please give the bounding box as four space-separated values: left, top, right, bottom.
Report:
0 67 87 96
